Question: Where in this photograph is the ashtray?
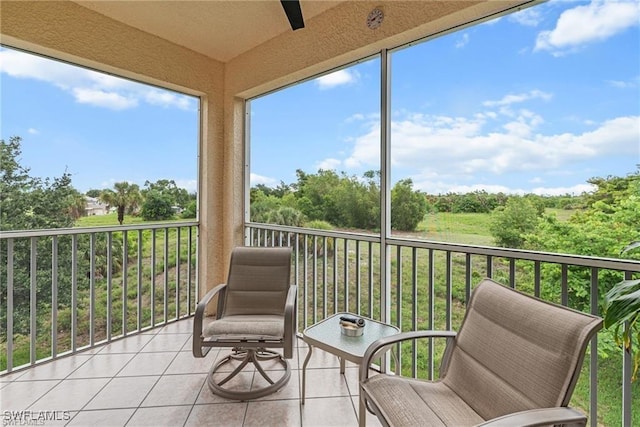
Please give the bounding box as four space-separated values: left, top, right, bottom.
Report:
340 323 364 337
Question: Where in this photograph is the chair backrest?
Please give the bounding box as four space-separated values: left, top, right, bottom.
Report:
441 278 602 421
220 246 292 317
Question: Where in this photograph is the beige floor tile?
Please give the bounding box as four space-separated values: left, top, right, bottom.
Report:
300 367 350 399
342 366 361 395
0 370 26 382
140 333 191 353
164 349 218 375
0 380 60 410
195 372 254 404
244 399 301 426
301 396 358 427
116 352 176 377
158 318 193 334
68 353 136 378
127 405 192 427
96 334 155 354
67 408 135 426
16 354 93 380
140 374 204 407
28 378 110 411
253 369 300 401
184 403 247 427
298 346 341 369
84 376 159 410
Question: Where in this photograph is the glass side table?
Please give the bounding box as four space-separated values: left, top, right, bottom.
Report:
301 312 400 427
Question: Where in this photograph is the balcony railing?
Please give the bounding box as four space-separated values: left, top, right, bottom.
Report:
1 222 198 374
1 220 637 424
246 222 640 426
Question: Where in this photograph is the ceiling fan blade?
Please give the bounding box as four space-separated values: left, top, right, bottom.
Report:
280 0 305 31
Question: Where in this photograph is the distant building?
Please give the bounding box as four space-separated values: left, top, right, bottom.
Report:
85 196 109 216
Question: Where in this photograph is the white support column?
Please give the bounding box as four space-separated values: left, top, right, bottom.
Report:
380 48 392 371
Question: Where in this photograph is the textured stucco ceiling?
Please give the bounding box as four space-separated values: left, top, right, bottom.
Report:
74 1 344 62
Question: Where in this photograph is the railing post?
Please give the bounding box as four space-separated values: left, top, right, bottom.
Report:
588 268 599 426
51 236 58 358
622 271 633 427
30 237 37 365
6 239 14 372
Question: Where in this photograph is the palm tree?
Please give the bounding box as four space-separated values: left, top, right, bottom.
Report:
99 181 142 225
66 190 87 220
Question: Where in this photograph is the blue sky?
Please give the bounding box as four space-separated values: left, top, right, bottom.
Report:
1 0 639 197
0 49 199 193
250 0 640 195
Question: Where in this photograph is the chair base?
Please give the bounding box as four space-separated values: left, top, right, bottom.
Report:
207 347 291 400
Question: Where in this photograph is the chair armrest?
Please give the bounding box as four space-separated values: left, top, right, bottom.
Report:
360 330 457 382
283 285 298 359
192 283 227 357
476 407 587 427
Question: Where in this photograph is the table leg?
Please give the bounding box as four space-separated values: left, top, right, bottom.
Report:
339 357 345 374
301 344 313 404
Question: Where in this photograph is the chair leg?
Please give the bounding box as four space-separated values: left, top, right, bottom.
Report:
207 348 291 400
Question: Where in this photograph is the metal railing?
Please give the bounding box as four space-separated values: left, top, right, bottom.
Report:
1 222 198 374
246 222 640 426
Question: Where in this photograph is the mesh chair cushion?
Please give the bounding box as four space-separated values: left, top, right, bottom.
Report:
203 314 285 341
362 376 484 427
442 279 602 420
223 247 291 317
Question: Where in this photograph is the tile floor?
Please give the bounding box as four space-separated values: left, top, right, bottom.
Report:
0 318 383 426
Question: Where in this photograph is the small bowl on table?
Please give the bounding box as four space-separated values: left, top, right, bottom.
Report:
340 322 364 337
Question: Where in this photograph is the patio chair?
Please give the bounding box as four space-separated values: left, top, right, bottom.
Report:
360 278 602 427
192 246 297 400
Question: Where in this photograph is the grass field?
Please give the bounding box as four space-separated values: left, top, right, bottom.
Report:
75 213 183 227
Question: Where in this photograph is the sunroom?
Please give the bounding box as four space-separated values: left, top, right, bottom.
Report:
1 1 639 426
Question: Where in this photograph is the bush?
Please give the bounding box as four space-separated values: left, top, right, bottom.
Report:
140 190 174 221
391 179 426 231
490 197 539 248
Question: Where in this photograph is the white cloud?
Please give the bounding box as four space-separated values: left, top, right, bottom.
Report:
250 173 278 187
73 88 138 110
342 89 640 186
174 179 198 194
316 158 342 171
411 179 595 196
455 33 470 48
27 128 40 135
607 76 639 89
315 69 360 90
483 90 552 107
509 7 543 27
0 48 196 111
535 0 640 55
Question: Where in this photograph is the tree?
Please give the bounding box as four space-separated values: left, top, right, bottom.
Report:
142 179 190 209
140 190 174 221
523 170 640 312
181 200 197 219
66 190 87 220
490 197 540 248
100 182 142 225
391 179 426 231
0 136 88 336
